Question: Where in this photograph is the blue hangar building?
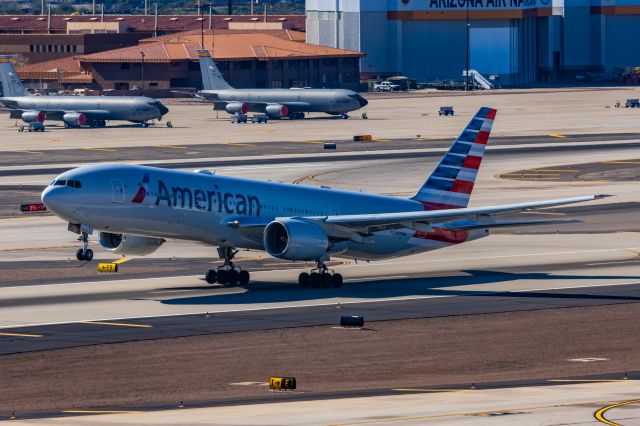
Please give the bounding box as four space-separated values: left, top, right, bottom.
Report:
306 0 640 85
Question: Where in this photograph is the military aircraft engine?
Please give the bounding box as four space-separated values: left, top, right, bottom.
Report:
225 102 249 114
265 104 289 119
263 219 329 261
21 111 46 123
62 112 87 127
99 232 165 256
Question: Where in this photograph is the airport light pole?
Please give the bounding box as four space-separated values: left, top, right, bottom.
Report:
140 51 145 95
465 1 470 91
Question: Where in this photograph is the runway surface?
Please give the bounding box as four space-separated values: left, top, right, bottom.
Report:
2 136 640 354
8 379 640 424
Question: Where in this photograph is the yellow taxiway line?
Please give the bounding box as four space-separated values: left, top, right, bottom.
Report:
0 332 43 338
594 399 640 426
79 321 153 328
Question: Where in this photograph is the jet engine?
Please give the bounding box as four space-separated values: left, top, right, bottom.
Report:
265 104 289 119
225 102 249 115
21 111 46 123
62 112 87 127
99 232 165 256
263 219 328 261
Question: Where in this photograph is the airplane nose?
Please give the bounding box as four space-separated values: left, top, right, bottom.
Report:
41 186 59 212
358 95 368 107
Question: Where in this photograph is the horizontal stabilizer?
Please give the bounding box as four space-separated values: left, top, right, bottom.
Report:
442 219 581 231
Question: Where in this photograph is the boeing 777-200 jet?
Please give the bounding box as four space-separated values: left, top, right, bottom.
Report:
41 108 605 287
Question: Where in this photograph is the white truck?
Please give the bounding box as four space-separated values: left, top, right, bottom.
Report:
374 81 400 92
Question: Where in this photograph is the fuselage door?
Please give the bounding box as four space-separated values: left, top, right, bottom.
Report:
111 179 125 203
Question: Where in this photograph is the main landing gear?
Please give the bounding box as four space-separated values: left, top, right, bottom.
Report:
298 260 343 288
75 231 94 261
205 247 250 287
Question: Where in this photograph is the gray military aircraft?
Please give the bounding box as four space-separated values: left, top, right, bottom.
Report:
0 56 169 128
196 50 368 120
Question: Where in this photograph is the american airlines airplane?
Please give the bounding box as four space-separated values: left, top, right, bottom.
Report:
41 107 604 287
196 50 368 120
0 56 169 128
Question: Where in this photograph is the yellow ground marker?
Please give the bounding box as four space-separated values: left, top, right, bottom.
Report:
225 142 256 147
549 133 567 138
594 399 640 426
81 147 116 152
112 257 131 265
0 332 43 338
548 379 637 383
603 161 640 165
375 139 390 143
531 169 579 173
79 321 153 328
502 173 561 177
63 410 143 414
393 388 474 392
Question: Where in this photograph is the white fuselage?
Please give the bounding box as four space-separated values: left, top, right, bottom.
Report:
41 164 486 261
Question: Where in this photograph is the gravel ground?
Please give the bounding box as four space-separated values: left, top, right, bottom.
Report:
1 303 639 414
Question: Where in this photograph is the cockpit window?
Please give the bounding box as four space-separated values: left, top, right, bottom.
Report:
54 180 66 186
66 180 82 188
49 180 56 186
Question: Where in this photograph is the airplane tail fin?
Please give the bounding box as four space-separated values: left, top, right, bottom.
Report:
197 49 232 90
0 56 28 97
412 107 497 210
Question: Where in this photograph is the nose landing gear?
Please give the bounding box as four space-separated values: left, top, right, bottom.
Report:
205 246 250 287
75 231 94 261
298 261 343 288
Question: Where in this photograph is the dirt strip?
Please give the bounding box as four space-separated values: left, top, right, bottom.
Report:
2 303 640 414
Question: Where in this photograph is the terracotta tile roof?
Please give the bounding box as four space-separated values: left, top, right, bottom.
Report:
77 33 363 63
142 28 307 44
17 55 92 82
0 14 305 33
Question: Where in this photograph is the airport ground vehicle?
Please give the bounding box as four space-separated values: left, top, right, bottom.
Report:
41 107 604 288
0 56 169 128
374 81 400 92
196 50 367 121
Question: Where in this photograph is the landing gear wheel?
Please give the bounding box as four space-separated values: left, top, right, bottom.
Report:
76 248 93 261
321 272 332 288
216 269 228 285
341 113 349 119
226 269 239 286
84 249 93 261
310 272 321 288
205 269 217 284
331 273 343 288
238 270 250 286
298 272 310 287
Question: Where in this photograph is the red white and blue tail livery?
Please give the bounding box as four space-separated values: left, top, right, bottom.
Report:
413 107 496 210
41 107 608 287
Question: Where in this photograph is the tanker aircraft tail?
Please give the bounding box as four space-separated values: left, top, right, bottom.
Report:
0 56 28 97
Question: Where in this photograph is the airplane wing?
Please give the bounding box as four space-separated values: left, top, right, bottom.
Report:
314 195 608 234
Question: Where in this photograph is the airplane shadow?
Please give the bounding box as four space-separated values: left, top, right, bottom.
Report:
159 269 640 306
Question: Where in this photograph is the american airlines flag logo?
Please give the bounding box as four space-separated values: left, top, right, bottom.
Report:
131 172 150 203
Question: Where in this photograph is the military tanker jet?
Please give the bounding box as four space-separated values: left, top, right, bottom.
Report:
196 50 368 120
0 56 168 128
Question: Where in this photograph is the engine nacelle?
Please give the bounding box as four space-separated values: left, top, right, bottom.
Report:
99 232 165 256
62 112 87 127
21 111 46 123
263 219 329 261
225 102 249 115
265 104 289 119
